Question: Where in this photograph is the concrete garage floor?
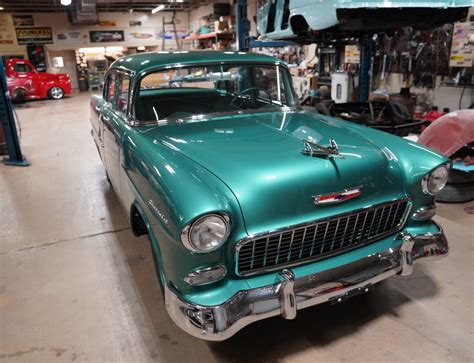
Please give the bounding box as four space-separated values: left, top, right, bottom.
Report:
0 92 473 363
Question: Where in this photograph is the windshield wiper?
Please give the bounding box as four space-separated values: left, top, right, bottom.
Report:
301 138 344 159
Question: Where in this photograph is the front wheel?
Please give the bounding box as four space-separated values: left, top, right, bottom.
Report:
48 86 65 100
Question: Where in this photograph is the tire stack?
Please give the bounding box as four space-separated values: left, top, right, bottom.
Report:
436 169 474 203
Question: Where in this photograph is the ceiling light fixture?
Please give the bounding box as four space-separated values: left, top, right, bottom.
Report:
60 0 72 5
0 6 4 10
151 4 165 14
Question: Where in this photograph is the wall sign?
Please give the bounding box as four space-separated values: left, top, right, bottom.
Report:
16 27 53 44
57 31 86 43
99 20 116 27
449 21 474 68
0 14 16 44
129 21 142 27
13 15 34 27
129 31 153 39
90 30 124 43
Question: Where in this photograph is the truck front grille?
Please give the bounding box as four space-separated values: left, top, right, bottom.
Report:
236 199 410 276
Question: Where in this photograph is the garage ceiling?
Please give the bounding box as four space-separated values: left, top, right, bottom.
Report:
0 0 210 12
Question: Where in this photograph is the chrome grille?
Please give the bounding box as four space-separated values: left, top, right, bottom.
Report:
236 199 410 275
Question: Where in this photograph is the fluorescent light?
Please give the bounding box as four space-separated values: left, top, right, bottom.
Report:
60 0 72 5
151 4 165 14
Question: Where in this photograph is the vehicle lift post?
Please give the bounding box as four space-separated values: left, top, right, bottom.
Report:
0 57 29 166
358 39 374 102
236 0 250 52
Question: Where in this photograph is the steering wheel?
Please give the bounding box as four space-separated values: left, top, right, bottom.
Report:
229 87 273 110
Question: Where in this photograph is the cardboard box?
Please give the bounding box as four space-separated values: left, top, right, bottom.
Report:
214 21 227 32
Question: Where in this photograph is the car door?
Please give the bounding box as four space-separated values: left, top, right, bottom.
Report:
101 71 130 192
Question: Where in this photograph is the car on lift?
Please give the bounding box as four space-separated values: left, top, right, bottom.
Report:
5 59 71 100
257 0 470 42
90 51 450 341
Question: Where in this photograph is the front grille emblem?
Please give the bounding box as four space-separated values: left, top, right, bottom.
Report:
313 186 362 205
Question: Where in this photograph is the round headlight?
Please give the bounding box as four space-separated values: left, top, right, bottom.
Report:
422 165 449 195
181 214 230 253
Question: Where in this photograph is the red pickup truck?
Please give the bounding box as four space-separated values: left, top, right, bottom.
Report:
5 59 72 100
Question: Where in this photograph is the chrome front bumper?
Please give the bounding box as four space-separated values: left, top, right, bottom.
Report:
164 224 448 341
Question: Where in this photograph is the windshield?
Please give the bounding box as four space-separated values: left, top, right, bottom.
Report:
135 63 297 122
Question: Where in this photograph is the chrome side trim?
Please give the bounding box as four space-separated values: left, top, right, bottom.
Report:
164 222 448 341
235 198 412 276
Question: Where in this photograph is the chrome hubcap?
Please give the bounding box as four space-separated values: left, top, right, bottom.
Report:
51 87 63 99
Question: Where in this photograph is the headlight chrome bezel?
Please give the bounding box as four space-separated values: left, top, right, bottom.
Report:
421 164 450 196
181 213 230 253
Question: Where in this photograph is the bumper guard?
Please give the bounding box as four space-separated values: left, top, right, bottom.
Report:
165 223 448 341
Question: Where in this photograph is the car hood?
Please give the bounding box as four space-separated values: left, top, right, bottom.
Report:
141 110 406 235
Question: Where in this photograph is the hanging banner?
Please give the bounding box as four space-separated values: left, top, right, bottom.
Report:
90 30 124 43
16 27 53 44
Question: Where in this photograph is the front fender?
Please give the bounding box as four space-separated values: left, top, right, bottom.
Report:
336 120 450 215
121 128 247 294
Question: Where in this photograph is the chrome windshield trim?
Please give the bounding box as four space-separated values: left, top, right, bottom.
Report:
137 107 296 127
127 61 300 127
234 197 412 276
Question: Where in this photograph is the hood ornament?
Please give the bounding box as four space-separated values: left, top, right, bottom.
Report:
301 138 344 159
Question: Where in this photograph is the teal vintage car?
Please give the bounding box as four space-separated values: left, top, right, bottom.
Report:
90 51 450 341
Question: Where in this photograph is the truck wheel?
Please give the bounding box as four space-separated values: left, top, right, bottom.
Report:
11 88 27 104
48 87 65 100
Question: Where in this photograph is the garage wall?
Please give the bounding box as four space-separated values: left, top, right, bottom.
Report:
0 11 189 55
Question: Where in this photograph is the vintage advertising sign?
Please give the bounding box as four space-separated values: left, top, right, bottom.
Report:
344 45 360 64
16 27 53 44
99 20 116 27
449 21 473 67
13 15 34 27
128 30 154 39
90 30 124 43
0 14 16 44
56 31 86 43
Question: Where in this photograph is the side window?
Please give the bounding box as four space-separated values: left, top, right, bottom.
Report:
116 74 130 114
13 63 32 73
105 73 117 104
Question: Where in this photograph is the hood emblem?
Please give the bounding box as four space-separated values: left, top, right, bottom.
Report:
313 186 362 205
301 138 344 159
